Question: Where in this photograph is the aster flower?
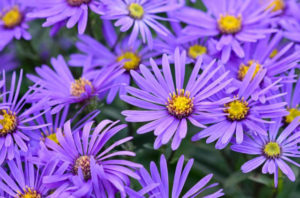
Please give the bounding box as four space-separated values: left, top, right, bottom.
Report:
0 0 32 51
128 154 224 198
27 55 124 113
0 151 52 197
231 117 300 187
41 120 142 197
27 0 104 35
30 106 100 155
227 32 300 85
69 20 160 103
174 0 277 63
101 0 181 48
192 64 288 149
0 70 48 164
121 49 232 150
279 71 300 124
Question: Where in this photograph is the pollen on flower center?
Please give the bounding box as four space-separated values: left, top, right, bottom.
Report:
269 49 278 58
16 187 41 198
218 14 242 34
264 142 281 158
167 89 194 119
285 108 300 124
73 155 91 181
47 133 59 144
70 78 93 97
67 0 91 7
188 44 207 59
0 109 17 137
267 0 285 12
117 52 141 71
224 99 249 121
238 60 261 80
128 3 144 19
2 7 22 28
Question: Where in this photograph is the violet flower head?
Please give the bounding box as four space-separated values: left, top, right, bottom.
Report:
192 64 288 149
27 55 124 113
27 0 104 35
174 0 277 63
128 155 224 198
101 0 181 48
231 117 300 187
227 32 300 86
69 20 160 104
0 151 52 197
41 120 142 198
279 71 300 124
0 70 48 164
121 48 232 150
0 0 32 51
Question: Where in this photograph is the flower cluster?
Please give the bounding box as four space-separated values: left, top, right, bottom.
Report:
1 0 300 197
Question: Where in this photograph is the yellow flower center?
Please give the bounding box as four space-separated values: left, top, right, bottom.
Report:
117 52 141 71
269 49 278 59
238 60 261 80
16 187 41 198
218 14 242 34
264 142 281 158
188 44 207 59
47 133 59 144
0 109 17 136
285 108 300 124
70 78 93 97
2 7 22 28
167 89 194 119
225 99 249 121
73 155 91 181
67 0 91 6
267 0 285 12
128 3 144 19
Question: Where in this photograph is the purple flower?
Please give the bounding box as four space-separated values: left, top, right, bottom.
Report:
226 32 300 87
0 48 18 71
0 70 48 164
279 71 300 124
0 0 32 50
27 55 124 113
231 117 300 187
69 20 160 103
174 0 277 63
101 0 181 48
192 64 288 149
41 120 142 197
0 151 52 197
27 0 104 35
128 155 224 198
121 49 232 150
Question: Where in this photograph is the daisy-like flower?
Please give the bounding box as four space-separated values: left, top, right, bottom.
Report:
0 0 32 51
27 55 124 113
41 120 142 197
69 21 160 103
0 49 18 71
27 0 104 34
0 151 52 198
101 0 181 48
30 106 99 155
279 71 300 124
231 117 300 187
128 155 224 198
121 49 232 150
192 64 288 149
0 70 48 164
227 32 300 85
174 0 277 63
